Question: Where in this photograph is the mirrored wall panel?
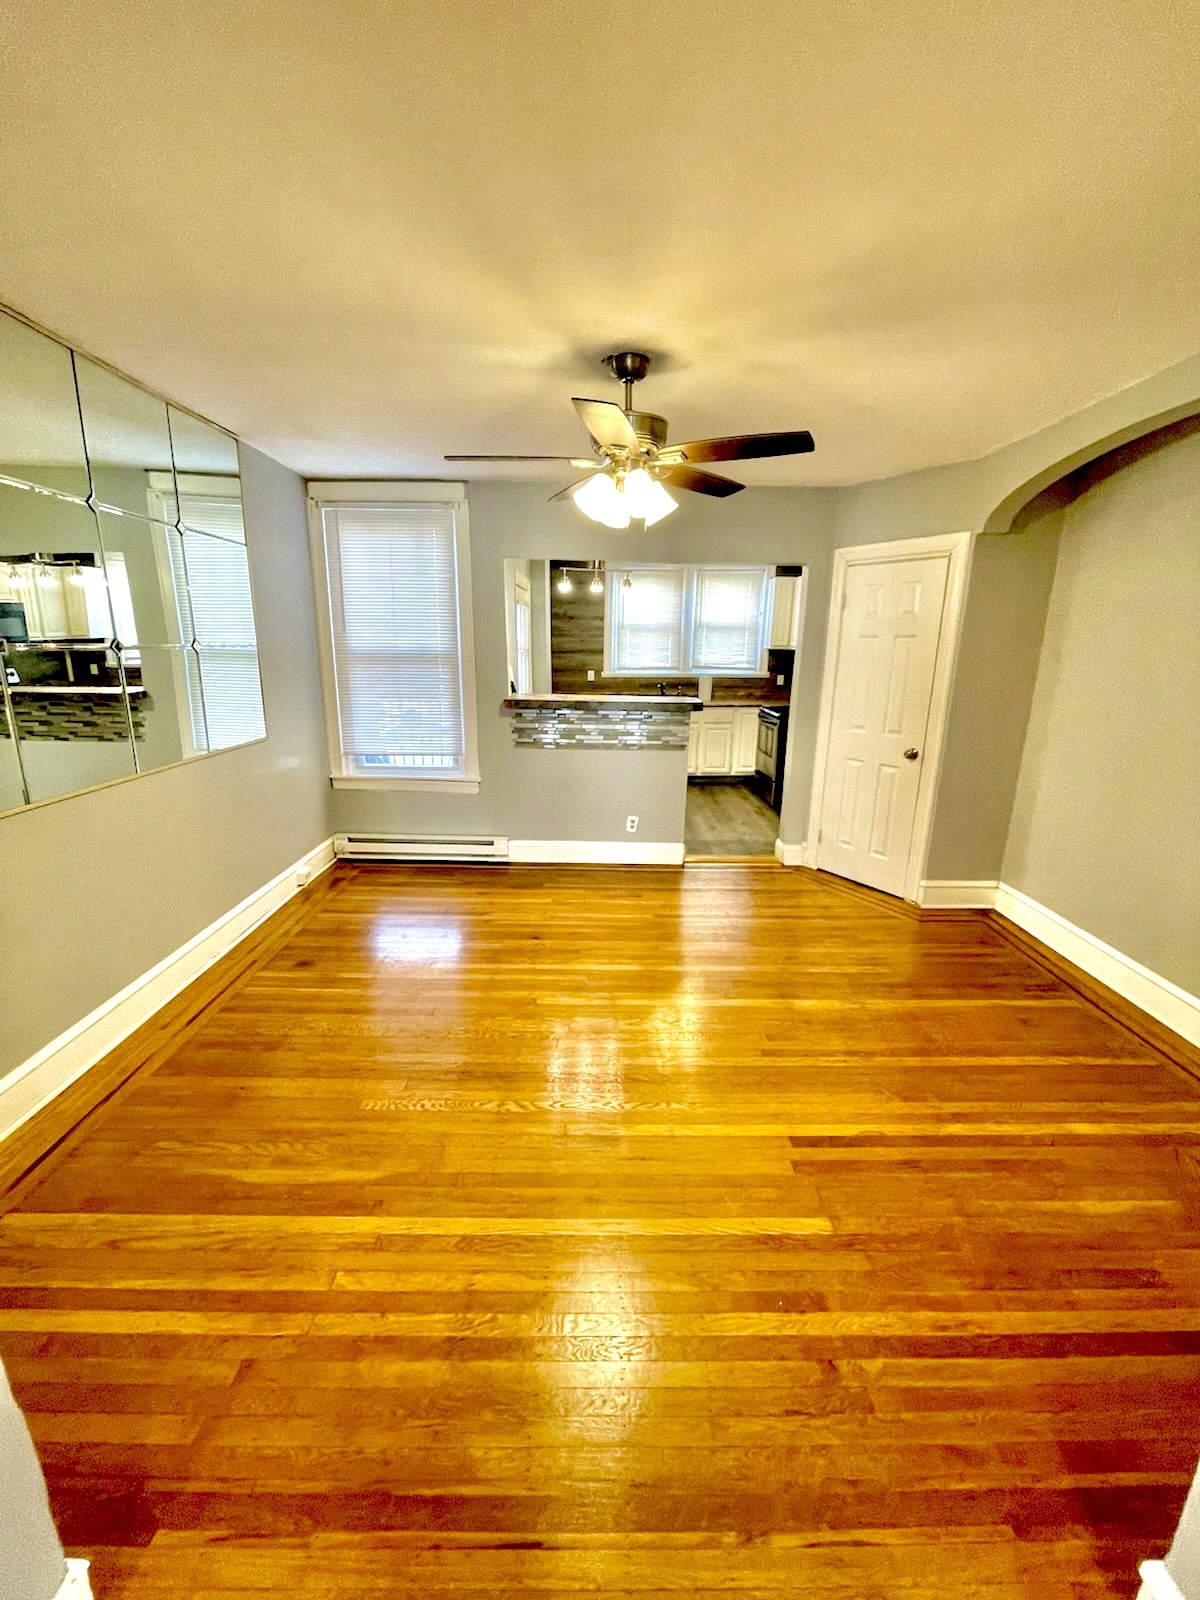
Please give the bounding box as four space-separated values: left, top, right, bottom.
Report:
0 303 267 813
0 312 90 501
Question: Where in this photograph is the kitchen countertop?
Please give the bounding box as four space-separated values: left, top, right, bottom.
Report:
503 694 703 712
7 684 147 696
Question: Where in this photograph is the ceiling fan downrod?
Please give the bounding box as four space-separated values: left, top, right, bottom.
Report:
603 350 652 416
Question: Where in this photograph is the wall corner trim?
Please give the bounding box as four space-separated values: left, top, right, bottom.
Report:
774 840 812 867
1137 1561 1186 1600
917 880 1000 909
994 883 1200 1048
507 840 685 865
0 838 336 1147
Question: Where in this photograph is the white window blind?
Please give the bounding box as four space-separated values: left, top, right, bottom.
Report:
162 491 266 751
691 567 768 672
320 502 470 778
514 595 532 695
609 568 687 672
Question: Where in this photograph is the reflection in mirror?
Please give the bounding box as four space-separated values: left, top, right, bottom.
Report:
0 479 137 807
0 308 90 501
75 355 176 520
95 508 265 764
167 407 240 501
0 692 27 810
0 306 269 808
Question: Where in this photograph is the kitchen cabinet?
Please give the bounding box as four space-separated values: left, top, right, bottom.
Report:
689 706 761 776
732 706 759 772
700 714 734 774
768 574 803 650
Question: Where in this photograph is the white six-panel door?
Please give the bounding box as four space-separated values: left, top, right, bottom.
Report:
816 553 950 896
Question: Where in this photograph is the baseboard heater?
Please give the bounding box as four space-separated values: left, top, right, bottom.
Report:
334 833 509 863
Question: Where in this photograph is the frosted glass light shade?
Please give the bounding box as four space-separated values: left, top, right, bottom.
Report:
572 471 631 529
623 468 678 527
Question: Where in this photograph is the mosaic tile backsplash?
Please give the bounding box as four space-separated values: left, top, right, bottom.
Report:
1 694 147 742
510 705 690 750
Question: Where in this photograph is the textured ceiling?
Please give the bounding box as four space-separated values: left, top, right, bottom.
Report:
1 0 1197 485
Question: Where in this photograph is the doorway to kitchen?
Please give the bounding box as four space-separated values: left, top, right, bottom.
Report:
683 566 803 859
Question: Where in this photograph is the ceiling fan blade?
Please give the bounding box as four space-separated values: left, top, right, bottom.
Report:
548 476 596 503
573 398 639 452
658 464 744 498
658 430 815 466
444 454 587 462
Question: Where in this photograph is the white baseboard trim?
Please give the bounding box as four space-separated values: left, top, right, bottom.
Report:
774 840 812 867
0 837 335 1147
917 879 1000 909
508 839 685 865
53 1558 93 1600
995 883 1200 1048
1138 1560 1185 1600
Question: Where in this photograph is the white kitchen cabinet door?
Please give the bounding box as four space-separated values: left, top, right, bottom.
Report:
732 707 759 773
769 576 796 648
687 714 700 774
698 716 734 774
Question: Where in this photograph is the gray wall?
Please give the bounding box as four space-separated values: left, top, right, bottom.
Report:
1001 423 1200 993
922 514 1063 881
331 482 838 849
0 1360 66 1600
0 445 330 1078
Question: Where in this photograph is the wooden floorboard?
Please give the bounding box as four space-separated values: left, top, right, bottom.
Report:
3 862 1199 1598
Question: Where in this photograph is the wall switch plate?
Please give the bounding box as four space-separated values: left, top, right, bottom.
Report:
625 815 639 833
776 674 785 686
587 669 596 681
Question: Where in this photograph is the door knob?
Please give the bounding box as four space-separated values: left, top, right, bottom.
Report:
903 747 920 760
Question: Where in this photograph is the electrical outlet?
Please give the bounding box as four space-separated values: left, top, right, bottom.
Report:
587 668 596 681
776 674 785 686
625 814 639 833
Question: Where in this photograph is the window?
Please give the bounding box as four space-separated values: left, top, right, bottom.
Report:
161 486 266 751
691 567 770 672
606 565 770 676
514 592 532 695
308 483 478 790
149 473 267 753
608 567 688 673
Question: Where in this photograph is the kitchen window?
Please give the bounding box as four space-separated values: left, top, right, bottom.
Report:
605 564 770 676
307 482 479 791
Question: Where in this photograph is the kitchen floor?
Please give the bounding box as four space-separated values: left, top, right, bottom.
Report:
685 778 779 856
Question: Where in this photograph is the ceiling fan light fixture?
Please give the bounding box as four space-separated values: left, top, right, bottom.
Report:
571 469 631 529
622 467 678 527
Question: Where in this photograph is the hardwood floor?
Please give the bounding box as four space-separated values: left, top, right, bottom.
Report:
685 780 780 856
3 862 1200 1598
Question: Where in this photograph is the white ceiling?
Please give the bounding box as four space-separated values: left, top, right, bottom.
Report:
1 0 1197 486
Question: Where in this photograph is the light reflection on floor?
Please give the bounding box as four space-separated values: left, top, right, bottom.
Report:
370 915 465 964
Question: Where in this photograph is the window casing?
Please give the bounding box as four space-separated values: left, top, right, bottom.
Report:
308 483 479 790
605 565 771 677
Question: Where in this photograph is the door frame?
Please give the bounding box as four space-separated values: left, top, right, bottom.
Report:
805 531 973 903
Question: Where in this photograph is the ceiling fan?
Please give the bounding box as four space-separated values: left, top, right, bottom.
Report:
446 351 815 528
